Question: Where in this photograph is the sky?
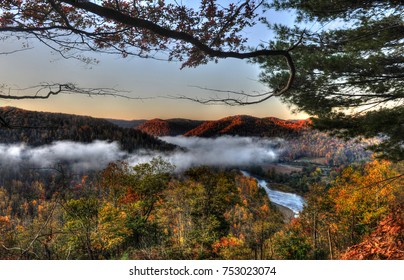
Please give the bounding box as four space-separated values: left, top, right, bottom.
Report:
0 1 310 121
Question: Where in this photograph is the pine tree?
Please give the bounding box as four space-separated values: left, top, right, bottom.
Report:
255 0 403 160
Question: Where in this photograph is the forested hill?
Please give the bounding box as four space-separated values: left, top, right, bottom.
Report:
0 107 175 152
128 115 371 166
130 115 310 138
106 118 146 129
137 118 204 136
184 115 310 138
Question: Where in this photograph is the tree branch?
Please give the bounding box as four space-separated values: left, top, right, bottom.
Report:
56 0 296 102
0 83 150 128
20 200 59 258
1 1 299 105
0 83 146 100
209 0 251 48
60 1 292 59
174 51 295 105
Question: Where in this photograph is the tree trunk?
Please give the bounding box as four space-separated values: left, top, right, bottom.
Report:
327 227 333 260
313 212 318 258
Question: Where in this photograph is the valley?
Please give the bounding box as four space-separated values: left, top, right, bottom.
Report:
0 107 373 213
0 107 402 260
0 0 402 269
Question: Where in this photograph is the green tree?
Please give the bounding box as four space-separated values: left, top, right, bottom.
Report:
156 179 198 258
255 0 403 160
183 167 239 258
94 202 131 258
100 158 173 257
272 219 312 260
63 196 100 259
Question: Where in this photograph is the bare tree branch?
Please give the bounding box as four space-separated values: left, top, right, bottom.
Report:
57 1 296 102
0 47 34 55
0 1 301 105
20 199 59 258
188 85 272 98
173 51 295 105
0 83 151 128
171 85 276 106
0 83 146 100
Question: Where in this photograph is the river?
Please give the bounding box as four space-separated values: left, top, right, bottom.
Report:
241 171 305 217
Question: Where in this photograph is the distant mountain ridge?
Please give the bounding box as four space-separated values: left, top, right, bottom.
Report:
106 118 147 129
0 107 373 170
137 118 205 136
0 107 312 152
129 115 310 138
0 107 174 152
184 115 310 138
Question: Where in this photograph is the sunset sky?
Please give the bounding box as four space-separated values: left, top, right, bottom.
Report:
0 4 309 121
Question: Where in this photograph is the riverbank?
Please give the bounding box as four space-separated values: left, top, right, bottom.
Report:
273 202 295 223
241 170 305 220
245 170 303 195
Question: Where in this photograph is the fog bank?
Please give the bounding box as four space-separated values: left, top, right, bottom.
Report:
0 136 283 172
0 140 124 171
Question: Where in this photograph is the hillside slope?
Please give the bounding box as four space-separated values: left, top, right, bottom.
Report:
137 118 204 136
341 207 404 260
0 107 174 152
184 115 310 138
106 118 146 129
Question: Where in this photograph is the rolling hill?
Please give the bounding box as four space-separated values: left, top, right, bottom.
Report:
184 115 310 138
137 118 204 136
106 118 147 129
133 115 310 138
0 107 175 152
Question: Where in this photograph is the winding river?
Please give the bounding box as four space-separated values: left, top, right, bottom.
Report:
241 171 305 217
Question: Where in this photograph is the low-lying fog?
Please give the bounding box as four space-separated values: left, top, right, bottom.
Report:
0 136 283 172
1 137 306 214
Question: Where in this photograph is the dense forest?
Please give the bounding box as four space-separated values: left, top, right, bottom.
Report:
137 118 204 137
133 114 374 166
0 157 402 260
281 130 375 166
183 115 308 138
0 107 174 152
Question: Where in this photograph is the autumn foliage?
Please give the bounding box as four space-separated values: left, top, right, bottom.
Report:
274 160 403 259
341 207 403 260
0 155 402 259
183 115 309 138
